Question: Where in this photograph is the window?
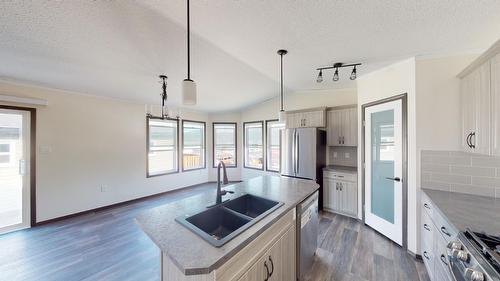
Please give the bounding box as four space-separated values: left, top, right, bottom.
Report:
182 120 206 171
244 121 264 170
213 123 237 167
147 118 178 177
266 120 284 172
0 143 10 164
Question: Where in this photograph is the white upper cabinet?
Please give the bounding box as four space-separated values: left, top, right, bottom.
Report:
327 107 358 146
460 62 491 154
492 53 500 156
286 108 326 128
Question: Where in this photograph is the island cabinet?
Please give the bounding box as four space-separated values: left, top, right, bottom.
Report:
161 208 296 281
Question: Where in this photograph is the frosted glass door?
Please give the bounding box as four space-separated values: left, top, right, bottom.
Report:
364 99 403 246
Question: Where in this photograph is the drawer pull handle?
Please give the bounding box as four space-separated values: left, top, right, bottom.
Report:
441 226 451 237
264 261 270 281
423 251 430 260
424 203 430 210
423 224 431 231
440 254 448 266
268 256 274 276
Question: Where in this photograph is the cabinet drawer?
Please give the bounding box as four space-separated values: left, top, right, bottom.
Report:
433 210 458 243
434 230 453 281
421 191 433 218
421 242 434 281
421 211 434 250
324 171 357 182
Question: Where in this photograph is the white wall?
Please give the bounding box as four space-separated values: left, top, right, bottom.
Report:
240 88 357 180
357 58 417 253
415 54 477 189
0 80 210 222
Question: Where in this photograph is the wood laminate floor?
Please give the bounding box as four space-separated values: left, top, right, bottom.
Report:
0 183 429 281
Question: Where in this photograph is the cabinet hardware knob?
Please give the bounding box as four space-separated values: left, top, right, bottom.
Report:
441 226 451 237
423 251 430 260
423 224 430 231
268 256 274 276
440 254 448 266
264 261 270 281
423 203 430 209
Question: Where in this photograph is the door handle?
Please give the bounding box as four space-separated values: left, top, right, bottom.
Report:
296 133 300 174
264 260 270 281
268 256 274 276
385 177 401 182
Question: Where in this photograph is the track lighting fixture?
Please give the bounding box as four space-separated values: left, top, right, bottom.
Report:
316 69 323 83
315 62 362 83
350 65 357 80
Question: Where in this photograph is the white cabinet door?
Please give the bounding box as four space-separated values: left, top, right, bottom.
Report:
327 110 342 145
475 62 491 155
342 181 357 216
461 74 476 152
344 108 358 146
461 62 491 154
491 53 500 156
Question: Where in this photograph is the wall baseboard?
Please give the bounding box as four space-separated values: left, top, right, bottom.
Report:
36 182 213 226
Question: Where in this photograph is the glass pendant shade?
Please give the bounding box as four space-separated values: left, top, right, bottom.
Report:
182 79 197 105
279 110 287 124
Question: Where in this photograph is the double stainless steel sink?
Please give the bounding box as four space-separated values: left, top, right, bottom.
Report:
175 194 283 247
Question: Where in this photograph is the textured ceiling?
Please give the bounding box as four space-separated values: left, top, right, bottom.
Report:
1 1 500 112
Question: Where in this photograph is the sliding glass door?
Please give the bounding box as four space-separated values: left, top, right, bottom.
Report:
0 108 31 234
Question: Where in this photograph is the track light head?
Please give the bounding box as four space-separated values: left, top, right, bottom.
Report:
350 66 357 80
333 68 339 82
316 70 323 83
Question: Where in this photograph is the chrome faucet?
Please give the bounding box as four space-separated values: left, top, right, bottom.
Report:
216 161 232 204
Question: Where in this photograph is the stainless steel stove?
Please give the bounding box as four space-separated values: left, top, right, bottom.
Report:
447 229 500 281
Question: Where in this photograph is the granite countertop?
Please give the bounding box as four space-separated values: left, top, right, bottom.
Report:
135 175 319 276
422 188 500 236
323 165 358 174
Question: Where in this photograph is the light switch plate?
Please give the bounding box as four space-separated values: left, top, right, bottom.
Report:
333 152 338 158
345 152 350 159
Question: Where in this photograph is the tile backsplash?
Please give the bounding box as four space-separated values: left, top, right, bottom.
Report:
421 150 500 198
329 146 357 167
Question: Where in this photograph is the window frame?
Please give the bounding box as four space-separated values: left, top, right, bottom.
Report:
212 122 238 168
0 142 12 166
146 116 180 178
181 119 206 172
265 119 283 173
243 121 265 171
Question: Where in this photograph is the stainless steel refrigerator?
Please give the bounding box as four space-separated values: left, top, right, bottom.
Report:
281 127 326 182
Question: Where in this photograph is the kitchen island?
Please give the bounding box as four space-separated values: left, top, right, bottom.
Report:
136 175 319 281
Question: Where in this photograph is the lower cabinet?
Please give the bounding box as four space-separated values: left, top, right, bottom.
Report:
420 192 458 281
323 171 357 217
162 209 296 281
238 226 295 281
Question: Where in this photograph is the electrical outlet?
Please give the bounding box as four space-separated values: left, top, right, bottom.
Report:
100 185 108 192
333 152 338 158
345 152 350 159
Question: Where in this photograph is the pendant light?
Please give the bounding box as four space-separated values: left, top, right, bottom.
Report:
147 75 179 120
182 0 197 105
277 49 288 123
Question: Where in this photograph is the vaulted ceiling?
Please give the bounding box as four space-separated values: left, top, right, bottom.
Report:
1 1 500 112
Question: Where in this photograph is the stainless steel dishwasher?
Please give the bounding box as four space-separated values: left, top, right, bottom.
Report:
296 191 319 280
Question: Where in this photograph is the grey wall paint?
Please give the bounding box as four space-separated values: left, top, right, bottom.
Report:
421 150 500 198
329 146 357 167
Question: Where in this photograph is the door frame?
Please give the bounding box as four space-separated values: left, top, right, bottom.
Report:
361 93 408 249
0 105 37 227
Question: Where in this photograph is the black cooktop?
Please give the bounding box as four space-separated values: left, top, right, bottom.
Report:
466 230 500 273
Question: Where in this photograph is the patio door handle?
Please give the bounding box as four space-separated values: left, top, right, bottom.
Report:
19 159 26 175
385 177 401 182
